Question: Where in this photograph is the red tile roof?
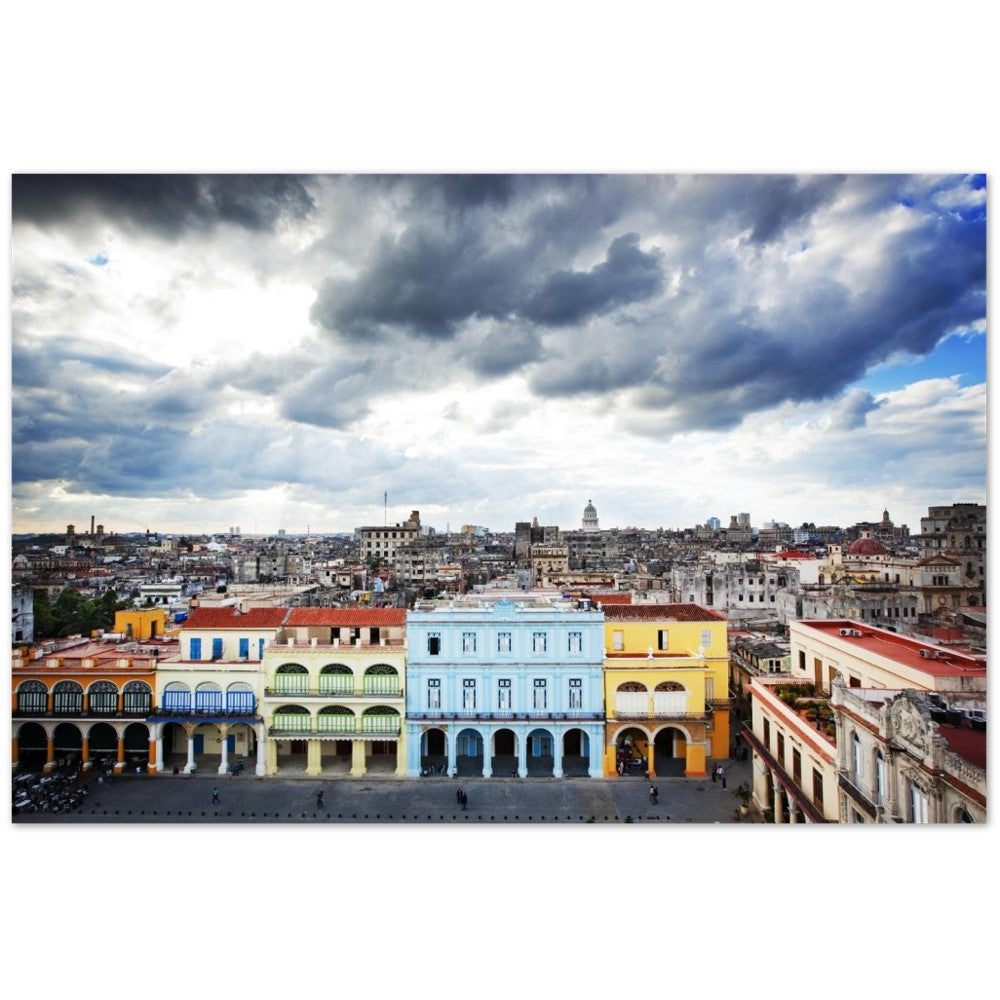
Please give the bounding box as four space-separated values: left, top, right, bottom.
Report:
284 608 407 627
797 621 986 678
583 592 633 604
603 604 726 622
181 607 289 630
937 724 987 771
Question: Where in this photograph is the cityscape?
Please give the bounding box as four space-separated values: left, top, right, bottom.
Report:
11 499 987 824
6 11 994 996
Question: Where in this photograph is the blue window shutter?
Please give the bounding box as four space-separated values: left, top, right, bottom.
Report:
190 638 202 660
258 638 265 659
239 638 249 659
212 638 223 660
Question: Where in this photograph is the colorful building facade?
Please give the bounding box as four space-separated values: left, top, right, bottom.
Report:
261 608 407 776
405 598 605 777
601 604 730 778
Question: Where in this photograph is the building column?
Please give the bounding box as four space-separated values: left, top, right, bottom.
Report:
306 738 322 776
147 734 157 772
788 801 800 824
218 725 230 775
44 734 56 772
552 729 564 778
590 728 603 778
772 777 785 823
12 736 19 770
256 725 267 776
646 736 656 779
517 728 527 778
395 732 408 777
350 739 367 776
265 737 278 776
81 737 90 769
185 729 197 773
47 693 54 714
447 727 457 776
482 730 493 778
153 730 164 772
115 736 126 772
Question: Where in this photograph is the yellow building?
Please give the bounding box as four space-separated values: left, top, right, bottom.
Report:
602 604 730 778
113 608 172 641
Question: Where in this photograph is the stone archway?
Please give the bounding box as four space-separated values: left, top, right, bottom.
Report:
491 728 517 777
15 721 47 771
421 727 448 773
615 726 650 776
562 728 590 777
455 727 483 777
526 728 555 776
654 726 688 777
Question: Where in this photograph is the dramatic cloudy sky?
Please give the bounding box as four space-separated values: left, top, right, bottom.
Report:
10 173 986 536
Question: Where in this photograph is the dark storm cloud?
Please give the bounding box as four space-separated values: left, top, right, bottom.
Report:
521 234 663 325
12 337 172 387
12 174 315 235
463 325 542 377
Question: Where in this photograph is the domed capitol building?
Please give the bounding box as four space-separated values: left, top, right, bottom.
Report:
582 500 599 532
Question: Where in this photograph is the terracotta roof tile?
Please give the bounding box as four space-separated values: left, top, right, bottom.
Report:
284 608 407 627
181 607 289 630
603 603 726 622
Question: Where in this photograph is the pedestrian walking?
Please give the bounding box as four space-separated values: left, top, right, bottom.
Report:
457 787 464 805
711 766 717 783
649 785 656 803
211 787 220 805
721 771 727 790
461 790 467 811
715 765 724 784
653 785 659 804
316 790 324 809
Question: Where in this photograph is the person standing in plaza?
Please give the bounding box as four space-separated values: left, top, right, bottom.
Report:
316 789 324 809
212 787 220 805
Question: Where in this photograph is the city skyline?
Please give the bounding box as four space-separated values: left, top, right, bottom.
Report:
11 174 987 537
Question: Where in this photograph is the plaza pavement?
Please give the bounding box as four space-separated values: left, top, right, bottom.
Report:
12 756 756 824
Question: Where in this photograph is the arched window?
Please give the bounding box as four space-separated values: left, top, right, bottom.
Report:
653 680 687 716
363 663 399 696
362 705 400 734
123 680 152 715
226 682 255 714
318 705 355 733
654 681 685 691
53 680 83 715
615 682 648 716
17 680 47 714
195 681 223 713
89 680 119 715
319 663 353 695
272 704 311 733
954 806 975 823
275 663 309 694
163 682 191 712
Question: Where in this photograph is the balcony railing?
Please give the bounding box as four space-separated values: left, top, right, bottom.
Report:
269 720 402 737
263 686 403 699
611 709 709 720
405 710 604 722
13 707 153 719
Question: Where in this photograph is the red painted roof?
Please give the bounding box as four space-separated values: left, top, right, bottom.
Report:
797 621 986 679
585 592 633 604
181 607 289 630
603 604 726 623
284 608 407 627
937 724 987 771
774 550 815 559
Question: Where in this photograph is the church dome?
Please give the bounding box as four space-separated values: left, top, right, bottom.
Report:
847 536 888 556
584 500 597 516
582 500 599 531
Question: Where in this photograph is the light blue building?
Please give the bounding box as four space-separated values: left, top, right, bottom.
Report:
405 598 605 778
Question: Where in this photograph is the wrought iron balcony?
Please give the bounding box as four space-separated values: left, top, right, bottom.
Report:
263 686 403 699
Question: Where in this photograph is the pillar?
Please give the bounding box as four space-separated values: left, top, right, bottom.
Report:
44 734 56 772
788 801 800 824
265 738 278 776
447 727 457 776
395 732 408 777
646 737 655 779
153 732 163 772
553 730 564 778
12 736 19 769
115 737 126 772
81 737 90 768
185 730 197 773
306 738 322 776
482 732 493 778
147 735 157 772
256 726 267 776
218 726 230 775
517 728 527 778
350 739 367 776
82 692 89 713
47 693 54 713
772 776 785 823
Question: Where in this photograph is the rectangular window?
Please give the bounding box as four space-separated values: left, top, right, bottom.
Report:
462 631 477 654
189 637 202 660
463 679 476 711
211 638 223 661
798 650 806 672
568 631 582 653
612 630 624 651
532 632 547 654
497 631 512 653
909 781 928 823
533 678 547 710
657 629 669 651
427 678 441 710
238 638 249 660
792 748 801 784
763 718 771 749
777 733 785 764
498 678 511 711
569 678 582 709
428 633 441 655
813 768 824 810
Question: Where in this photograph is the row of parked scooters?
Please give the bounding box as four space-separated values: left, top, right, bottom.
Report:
12 770 90 815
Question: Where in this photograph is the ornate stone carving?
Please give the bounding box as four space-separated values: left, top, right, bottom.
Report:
889 694 931 758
